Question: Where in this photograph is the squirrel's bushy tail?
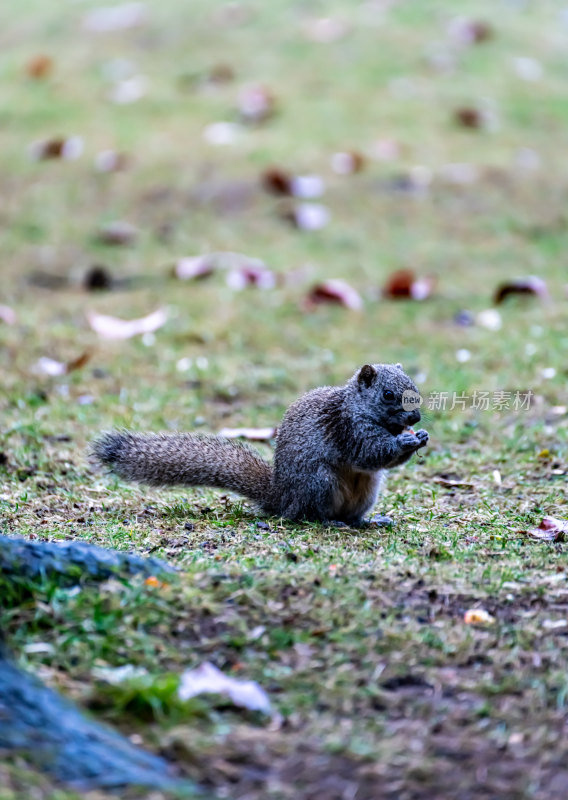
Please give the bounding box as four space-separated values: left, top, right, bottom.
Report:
91 431 276 512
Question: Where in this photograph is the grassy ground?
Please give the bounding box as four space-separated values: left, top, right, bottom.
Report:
1 1 567 797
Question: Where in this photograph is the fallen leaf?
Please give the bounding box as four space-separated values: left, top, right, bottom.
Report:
174 256 215 280
0 305 17 325
464 609 496 625
32 351 91 377
447 18 493 46
97 221 138 246
433 477 475 488
238 84 275 123
542 619 567 630
29 136 84 161
261 169 324 198
330 151 365 175
174 252 272 287
108 75 147 104
144 575 169 588
493 276 549 305
454 107 485 129
226 264 276 290
32 357 67 377
94 150 130 173
26 55 53 79
383 269 436 300
66 351 93 372
83 3 146 33
284 203 330 231
218 427 276 441
261 167 293 195
23 642 55 655
305 279 363 311
93 664 148 684
178 661 271 714
290 175 325 199
202 121 243 145
527 517 568 543
87 308 167 340
476 308 502 331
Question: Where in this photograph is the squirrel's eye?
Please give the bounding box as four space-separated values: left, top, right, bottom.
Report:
383 390 395 402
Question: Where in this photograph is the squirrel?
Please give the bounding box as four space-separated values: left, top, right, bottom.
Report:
91 363 428 527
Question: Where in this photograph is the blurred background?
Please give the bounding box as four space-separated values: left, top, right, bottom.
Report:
0 0 566 445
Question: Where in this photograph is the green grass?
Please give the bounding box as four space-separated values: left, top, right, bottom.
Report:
1 1 567 798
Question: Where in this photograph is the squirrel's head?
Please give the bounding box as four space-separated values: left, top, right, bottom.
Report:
350 363 422 434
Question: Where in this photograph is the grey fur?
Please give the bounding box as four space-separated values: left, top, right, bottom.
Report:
91 363 428 526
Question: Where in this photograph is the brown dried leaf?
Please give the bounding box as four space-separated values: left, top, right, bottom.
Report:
26 55 53 79
454 107 484 129
29 136 84 161
305 279 363 311
87 308 167 340
527 517 568 543
493 276 549 305
261 168 293 196
383 269 436 300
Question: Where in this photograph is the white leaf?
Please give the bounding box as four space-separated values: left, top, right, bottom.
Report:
87 308 167 340
203 122 243 146
178 661 271 714
290 175 325 199
93 664 149 684
292 203 330 231
32 357 67 377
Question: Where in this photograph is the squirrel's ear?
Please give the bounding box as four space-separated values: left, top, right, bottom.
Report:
357 364 377 388
395 363 403 370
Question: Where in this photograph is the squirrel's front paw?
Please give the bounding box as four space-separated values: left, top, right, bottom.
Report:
414 429 429 448
398 431 421 451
